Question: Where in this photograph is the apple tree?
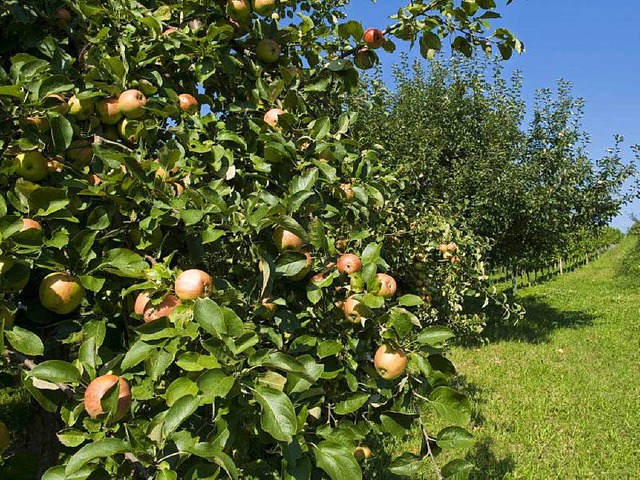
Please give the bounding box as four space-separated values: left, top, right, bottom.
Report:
0 0 521 478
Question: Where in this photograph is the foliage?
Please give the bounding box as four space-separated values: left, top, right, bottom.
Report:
0 0 522 478
352 56 637 273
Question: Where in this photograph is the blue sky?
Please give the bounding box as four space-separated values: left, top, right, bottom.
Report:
345 0 640 231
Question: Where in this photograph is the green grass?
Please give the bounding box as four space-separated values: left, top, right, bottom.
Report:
443 235 640 479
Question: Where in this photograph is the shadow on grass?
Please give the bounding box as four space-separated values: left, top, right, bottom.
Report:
466 436 516 480
461 293 597 346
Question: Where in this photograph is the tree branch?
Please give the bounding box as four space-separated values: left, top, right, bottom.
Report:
2 349 74 398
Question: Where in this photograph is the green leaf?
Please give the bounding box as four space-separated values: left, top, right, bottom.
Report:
380 412 417 437
313 441 362 480
361 242 381 265
253 386 297 443
194 299 244 338
5 326 44 356
42 465 99 480
49 115 73 153
388 452 424 476
121 340 155 371
57 428 88 448
198 369 235 403
437 426 474 449
65 438 130 475
398 294 424 307
334 393 369 415
166 377 199 406
163 394 200 437
30 360 81 384
419 32 442 60
416 326 455 346
98 249 148 278
0 85 24 98
441 458 474 479
430 387 472 425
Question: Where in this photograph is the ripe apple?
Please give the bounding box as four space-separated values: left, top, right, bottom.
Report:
343 296 371 324
0 304 14 329
67 95 95 120
375 273 397 298
450 256 461 264
337 253 362 275
263 108 285 128
21 218 42 232
118 89 147 119
273 226 303 252
447 242 458 252
26 116 49 132
133 291 151 315
143 294 181 323
354 47 376 70
374 345 407 380
175 269 213 300
84 375 131 423
252 0 275 16
39 273 85 314
15 151 48 181
178 93 199 114
255 39 281 63
363 28 385 49
56 8 72 23
96 98 122 125
228 0 251 23
290 250 312 281
354 445 372 461
66 139 93 165
44 94 69 115
0 421 9 452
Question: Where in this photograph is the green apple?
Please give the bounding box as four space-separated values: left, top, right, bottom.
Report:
39 272 86 314
228 0 251 23
118 89 147 119
68 95 95 120
15 151 48 181
354 48 377 70
252 0 275 16
255 39 281 63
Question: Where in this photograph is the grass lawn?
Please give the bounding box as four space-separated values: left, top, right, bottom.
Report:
443 235 640 479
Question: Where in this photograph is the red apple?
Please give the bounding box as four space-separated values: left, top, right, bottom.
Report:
96 98 122 125
374 345 407 380
84 375 131 422
273 226 303 252
263 108 285 128
178 93 199 114
56 8 72 23
337 253 362 275
363 28 385 49
343 296 371 324
375 273 397 299
118 89 147 119
143 294 181 323
174 269 213 300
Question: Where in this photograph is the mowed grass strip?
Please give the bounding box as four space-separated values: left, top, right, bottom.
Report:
448 235 640 479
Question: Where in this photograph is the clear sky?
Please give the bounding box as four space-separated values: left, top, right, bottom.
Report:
345 0 640 231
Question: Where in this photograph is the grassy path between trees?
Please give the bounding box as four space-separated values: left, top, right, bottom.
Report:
439 235 640 479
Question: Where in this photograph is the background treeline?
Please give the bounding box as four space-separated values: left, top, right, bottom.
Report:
352 56 637 287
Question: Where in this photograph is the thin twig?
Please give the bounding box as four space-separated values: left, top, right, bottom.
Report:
2 349 74 398
422 427 443 480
